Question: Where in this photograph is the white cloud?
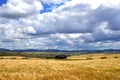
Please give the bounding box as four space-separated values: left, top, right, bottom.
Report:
0 0 120 50
40 0 68 4
0 24 15 41
0 0 43 18
23 26 36 35
69 0 120 9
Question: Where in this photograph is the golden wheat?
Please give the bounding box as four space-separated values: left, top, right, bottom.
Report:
0 54 120 80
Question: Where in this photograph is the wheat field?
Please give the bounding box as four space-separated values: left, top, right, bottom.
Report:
0 54 120 80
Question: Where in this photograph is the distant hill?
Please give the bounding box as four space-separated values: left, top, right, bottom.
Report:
0 48 120 59
0 48 10 52
0 48 120 53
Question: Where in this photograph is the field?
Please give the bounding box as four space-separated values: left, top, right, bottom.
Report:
0 53 120 80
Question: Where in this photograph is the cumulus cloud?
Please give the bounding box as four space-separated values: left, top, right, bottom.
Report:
40 0 69 4
23 26 36 35
0 0 120 50
0 0 42 18
0 24 14 41
22 2 119 35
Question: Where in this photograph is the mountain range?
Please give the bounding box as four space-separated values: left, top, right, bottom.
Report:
0 48 120 53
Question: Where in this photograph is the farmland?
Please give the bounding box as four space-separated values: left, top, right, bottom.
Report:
0 53 120 80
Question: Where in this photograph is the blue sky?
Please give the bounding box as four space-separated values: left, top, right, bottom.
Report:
40 2 64 13
0 0 7 6
0 0 120 50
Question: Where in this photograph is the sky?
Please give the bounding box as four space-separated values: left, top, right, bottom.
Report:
0 0 120 50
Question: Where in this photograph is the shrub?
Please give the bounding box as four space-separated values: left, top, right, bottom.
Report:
114 56 119 58
11 57 17 59
55 55 67 59
45 57 55 59
100 56 108 59
0 57 5 59
86 55 93 60
86 57 93 60
22 57 29 59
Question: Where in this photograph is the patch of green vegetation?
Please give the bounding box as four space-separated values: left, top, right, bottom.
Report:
0 52 20 56
0 52 39 58
55 55 67 59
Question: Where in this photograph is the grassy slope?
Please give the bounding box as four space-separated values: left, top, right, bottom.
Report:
0 53 120 80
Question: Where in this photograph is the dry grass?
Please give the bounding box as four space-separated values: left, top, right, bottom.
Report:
68 53 120 60
0 54 120 80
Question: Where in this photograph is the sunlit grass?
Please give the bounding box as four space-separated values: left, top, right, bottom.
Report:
0 54 120 80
